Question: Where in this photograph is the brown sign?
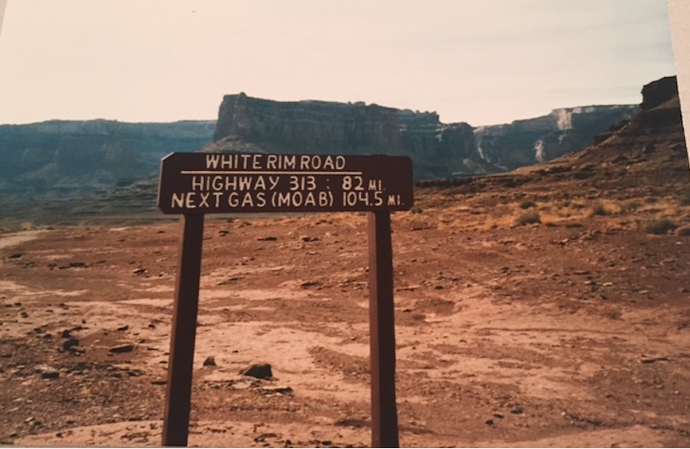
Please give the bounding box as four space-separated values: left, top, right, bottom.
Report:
157 152 414 214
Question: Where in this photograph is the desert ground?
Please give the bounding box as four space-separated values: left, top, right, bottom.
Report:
3 146 690 448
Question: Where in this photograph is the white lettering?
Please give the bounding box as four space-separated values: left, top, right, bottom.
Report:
300 155 310 170
185 192 197 209
267 155 277 169
172 193 185 208
256 192 266 207
206 154 220 169
268 176 279 190
191 176 204 191
228 192 239 207
252 154 262 169
240 192 254 207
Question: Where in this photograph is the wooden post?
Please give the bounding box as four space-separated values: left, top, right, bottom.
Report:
368 211 400 448
162 213 205 447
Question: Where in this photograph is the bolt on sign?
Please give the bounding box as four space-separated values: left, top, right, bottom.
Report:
158 152 413 448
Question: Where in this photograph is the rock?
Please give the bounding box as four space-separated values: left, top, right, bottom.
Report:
38 366 60 379
641 76 678 110
642 143 656 154
257 236 278 241
203 356 217 367
109 344 135 354
132 268 147 275
260 385 293 395
300 281 321 289
240 363 273 379
117 325 129 332
8 253 22 259
510 406 524 415
62 337 79 351
641 356 668 364
475 105 638 170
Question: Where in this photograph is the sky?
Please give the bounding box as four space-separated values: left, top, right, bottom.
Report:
0 0 678 127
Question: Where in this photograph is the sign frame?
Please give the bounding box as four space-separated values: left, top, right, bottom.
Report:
157 152 413 214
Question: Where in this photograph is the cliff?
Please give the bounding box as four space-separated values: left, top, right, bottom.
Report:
474 104 639 170
209 93 638 179
208 93 491 179
0 120 215 194
418 76 686 191
0 92 644 199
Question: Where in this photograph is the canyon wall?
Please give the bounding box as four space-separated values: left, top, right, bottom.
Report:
209 93 489 179
474 105 639 171
210 93 639 179
0 92 646 197
0 120 215 194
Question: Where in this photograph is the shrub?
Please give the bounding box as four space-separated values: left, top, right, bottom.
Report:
591 202 608 216
644 219 677 235
515 211 541 225
587 201 620 217
519 200 537 209
621 201 642 213
676 226 690 236
677 191 690 206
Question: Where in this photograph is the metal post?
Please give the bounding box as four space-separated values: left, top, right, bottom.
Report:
162 213 205 447
368 211 400 448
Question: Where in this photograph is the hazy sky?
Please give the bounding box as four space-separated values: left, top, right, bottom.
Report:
0 0 677 126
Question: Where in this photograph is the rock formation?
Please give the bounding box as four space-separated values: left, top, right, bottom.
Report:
0 91 645 197
0 120 215 194
474 105 639 171
209 94 491 179
209 93 638 179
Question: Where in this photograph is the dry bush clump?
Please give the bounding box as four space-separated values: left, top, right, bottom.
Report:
676 226 690 236
515 211 541 226
586 200 621 217
621 200 643 214
644 218 677 235
677 191 690 206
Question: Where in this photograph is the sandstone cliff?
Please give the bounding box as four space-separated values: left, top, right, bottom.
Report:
209 94 491 179
0 120 215 194
209 93 638 179
474 105 639 171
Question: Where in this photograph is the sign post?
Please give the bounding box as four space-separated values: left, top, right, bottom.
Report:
368 211 399 448
157 152 413 447
162 214 204 447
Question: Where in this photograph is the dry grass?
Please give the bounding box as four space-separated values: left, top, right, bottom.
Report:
515 211 541 226
643 218 678 235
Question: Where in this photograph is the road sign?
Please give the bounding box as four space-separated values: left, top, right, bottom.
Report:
158 152 414 214
159 152 410 448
